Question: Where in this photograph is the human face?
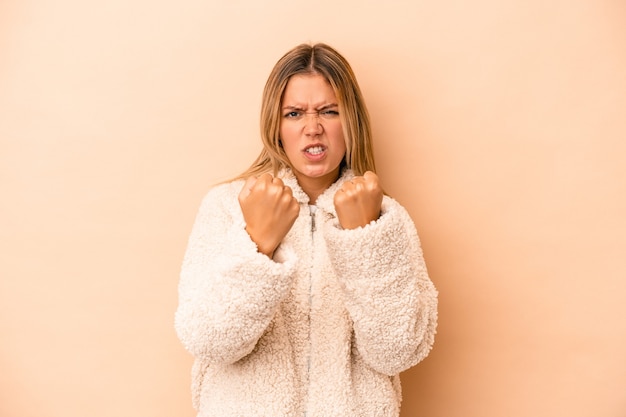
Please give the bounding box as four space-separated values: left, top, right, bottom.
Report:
280 74 346 198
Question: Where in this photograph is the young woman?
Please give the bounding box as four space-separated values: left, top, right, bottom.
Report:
175 43 438 417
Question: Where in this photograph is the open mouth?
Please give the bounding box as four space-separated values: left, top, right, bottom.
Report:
304 145 325 155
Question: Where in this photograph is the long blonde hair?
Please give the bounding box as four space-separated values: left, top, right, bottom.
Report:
234 43 376 180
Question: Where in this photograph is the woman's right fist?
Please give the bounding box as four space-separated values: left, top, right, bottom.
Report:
238 173 300 258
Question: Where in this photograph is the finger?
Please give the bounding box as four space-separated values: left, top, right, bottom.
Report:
281 190 297 207
250 173 277 195
244 175 258 189
350 176 371 190
277 185 293 203
346 178 365 192
257 173 274 185
363 171 378 183
271 176 285 188
240 176 258 199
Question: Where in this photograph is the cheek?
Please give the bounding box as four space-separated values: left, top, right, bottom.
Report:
279 123 297 142
279 126 298 154
329 124 346 151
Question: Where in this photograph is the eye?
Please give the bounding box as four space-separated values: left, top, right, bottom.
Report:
320 109 339 118
284 111 301 118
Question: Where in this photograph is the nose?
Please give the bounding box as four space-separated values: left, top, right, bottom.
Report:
304 112 322 136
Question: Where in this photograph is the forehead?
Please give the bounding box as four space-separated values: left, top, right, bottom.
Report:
282 74 337 105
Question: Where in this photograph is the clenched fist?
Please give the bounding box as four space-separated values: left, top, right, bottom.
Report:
334 171 383 230
238 173 300 258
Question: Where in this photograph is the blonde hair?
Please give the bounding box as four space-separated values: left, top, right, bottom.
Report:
234 43 376 180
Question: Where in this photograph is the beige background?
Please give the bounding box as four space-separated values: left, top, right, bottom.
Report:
1 0 625 416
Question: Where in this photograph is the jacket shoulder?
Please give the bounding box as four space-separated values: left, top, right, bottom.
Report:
198 180 245 209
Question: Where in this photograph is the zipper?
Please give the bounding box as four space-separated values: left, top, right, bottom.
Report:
304 204 316 417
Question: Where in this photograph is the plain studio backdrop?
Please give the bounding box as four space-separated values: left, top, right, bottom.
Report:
1 1 625 416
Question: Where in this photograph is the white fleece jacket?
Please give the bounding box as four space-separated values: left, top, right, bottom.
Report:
175 169 438 417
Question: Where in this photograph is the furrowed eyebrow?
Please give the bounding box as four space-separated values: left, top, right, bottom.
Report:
282 105 304 111
318 103 338 111
282 103 338 111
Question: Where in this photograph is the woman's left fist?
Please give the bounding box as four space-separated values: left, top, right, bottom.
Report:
334 171 383 230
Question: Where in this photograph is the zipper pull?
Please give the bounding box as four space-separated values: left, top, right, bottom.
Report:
309 205 317 232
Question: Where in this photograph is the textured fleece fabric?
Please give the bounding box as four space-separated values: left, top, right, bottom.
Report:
175 169 438 417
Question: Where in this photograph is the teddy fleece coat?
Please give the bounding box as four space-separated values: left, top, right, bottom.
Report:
175 169 438 417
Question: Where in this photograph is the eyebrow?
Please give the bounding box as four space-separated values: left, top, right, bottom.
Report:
282 103 338 111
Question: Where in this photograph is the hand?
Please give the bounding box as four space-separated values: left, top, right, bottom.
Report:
334 171 383 230
238 173 300 258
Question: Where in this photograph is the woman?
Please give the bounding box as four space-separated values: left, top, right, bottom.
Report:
175 43 438 417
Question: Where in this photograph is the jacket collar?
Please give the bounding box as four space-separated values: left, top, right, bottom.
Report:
280 168 355 216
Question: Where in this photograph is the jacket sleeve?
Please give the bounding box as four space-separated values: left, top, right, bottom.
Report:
174 182 297 365
323 196 438 376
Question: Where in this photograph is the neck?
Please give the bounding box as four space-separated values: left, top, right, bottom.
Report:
295 170 340 205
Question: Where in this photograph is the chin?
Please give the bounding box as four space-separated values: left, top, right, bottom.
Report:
304 168 333 178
